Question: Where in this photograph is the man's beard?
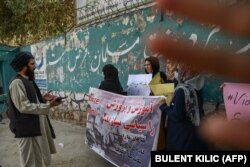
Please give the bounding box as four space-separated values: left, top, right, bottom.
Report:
26 67 35 81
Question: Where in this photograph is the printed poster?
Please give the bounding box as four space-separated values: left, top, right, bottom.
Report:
31 45 48 90
85 88 162 167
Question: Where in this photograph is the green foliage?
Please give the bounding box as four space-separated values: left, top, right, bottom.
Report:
0 0 75 46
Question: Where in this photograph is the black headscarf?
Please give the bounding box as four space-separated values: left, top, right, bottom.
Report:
99 64 123 94
102 64 119 82
10 52 34 72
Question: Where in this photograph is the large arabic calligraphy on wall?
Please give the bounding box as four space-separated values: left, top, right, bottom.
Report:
86 88 161 167
27 6 250 103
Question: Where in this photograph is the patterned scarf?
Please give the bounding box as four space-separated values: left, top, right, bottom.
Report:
175 83 200 126
175 65 205 126
166 62 177 81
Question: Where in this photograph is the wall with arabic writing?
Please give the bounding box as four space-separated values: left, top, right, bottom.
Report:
20 6 250 123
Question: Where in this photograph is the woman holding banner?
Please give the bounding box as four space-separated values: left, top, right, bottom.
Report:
144 56 168 150
145 56 167 85
159 64 208 150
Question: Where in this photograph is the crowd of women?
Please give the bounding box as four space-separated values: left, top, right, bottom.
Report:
98 55 209 151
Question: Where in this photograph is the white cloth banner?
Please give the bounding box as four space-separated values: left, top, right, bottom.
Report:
85 88 162 167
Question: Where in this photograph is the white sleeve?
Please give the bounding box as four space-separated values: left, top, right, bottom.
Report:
9 79 50 115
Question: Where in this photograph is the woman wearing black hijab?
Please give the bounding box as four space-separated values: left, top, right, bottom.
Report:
99 64 123 95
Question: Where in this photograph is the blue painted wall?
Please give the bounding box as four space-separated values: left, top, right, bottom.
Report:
20 7 250 104
0 45 18 112
0 46 18 94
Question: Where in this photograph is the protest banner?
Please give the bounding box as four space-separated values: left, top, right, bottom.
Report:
85 88 162 167
223 83 250 121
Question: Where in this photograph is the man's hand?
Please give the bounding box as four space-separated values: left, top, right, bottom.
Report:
201 114 250 150
49 96 63 107
43 91 56 101
150 0 250 150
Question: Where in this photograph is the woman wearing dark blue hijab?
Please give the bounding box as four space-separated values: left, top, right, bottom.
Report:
159 64 208 150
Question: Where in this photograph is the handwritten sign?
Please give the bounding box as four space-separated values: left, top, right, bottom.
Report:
223 83 250 121
127 74 152 96
86 88 161 167
127 74 152 86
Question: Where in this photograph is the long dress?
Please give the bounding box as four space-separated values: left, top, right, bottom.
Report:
9 77 56 165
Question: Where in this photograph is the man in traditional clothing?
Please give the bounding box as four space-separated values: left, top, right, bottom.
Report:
6 51 61 167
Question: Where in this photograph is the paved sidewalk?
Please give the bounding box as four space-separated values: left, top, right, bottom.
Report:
0 118 114 167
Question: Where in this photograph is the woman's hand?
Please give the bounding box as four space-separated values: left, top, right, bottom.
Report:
157 97 166 107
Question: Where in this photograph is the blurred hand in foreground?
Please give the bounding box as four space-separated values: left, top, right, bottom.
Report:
150 0 250 150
